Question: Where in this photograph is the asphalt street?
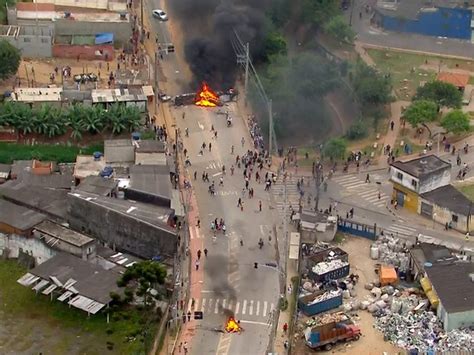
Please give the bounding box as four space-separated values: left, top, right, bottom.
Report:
348 0 474 58
145 2 280 353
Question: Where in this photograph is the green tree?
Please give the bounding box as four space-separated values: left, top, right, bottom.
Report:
268 0 291 28
300 0 340 27
324 137 347 160
0 39 21 80
82 105 104 134
118 261 167 307
402 100 438 137
323 15 355 43
346 120 368 140
352 61 392 107
0 101 33 134
413 81 462 109
263 31 287 60
441 110 470 135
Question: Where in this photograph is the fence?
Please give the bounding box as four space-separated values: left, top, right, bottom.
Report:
337 218 377 240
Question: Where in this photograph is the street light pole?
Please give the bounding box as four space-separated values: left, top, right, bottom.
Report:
268 99 273 155
244 42 249 104
140 0 144 29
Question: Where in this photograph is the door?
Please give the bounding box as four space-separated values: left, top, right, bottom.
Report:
396 190 405 207
420 202 433 217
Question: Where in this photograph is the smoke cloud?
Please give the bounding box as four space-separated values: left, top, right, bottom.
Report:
169 0 270 90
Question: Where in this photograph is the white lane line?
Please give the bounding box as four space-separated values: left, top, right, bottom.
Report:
242 300 247 315
263 301 268 317
215 299 220 314
256 301 260 316
235 301 240 315
201 298 206 312
239 320 270 326
249 300 254 315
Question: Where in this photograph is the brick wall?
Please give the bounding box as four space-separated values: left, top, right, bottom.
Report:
52 44 114 61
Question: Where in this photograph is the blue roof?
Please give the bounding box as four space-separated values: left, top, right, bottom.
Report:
95 33 114 45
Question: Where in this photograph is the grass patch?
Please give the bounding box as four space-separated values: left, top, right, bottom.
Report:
394 136 424 156
0 260 159 354
288 276 300 332
457 184 474 202
140 130 156 140
333 232 346 244
0 142 104 164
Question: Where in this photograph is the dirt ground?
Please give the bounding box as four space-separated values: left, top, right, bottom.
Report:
293 236 402 355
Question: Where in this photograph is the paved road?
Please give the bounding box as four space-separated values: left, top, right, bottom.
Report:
145 1 281 353
348 0 474 58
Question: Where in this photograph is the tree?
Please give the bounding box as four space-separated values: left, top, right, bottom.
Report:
117 260 167 307
300 0 340 28
414 81 462 109
323 15 355 43
346 120 367 140
324 137 347 160
263 31 287 61
0 40 21 80
441 110 470 135
352 61 392 107
402 100 438 137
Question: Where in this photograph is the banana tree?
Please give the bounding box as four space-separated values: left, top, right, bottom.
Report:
81 105 105 134
66 104 87 140
0 102 34 134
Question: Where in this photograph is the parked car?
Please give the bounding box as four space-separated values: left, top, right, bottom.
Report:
152 9 168 21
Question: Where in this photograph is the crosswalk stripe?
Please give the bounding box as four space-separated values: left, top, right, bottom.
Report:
242 300 247 315
263 301 268 317
333 176 359 183
209 298 213 312
270 303 275 312
249 300 254 315
222 299 226 309
360 190 379 197
187 298 193 312
256 301 260 316
235 301 240 315
201 298 206 312
194 298 201 311
342 180 365 188
215 299 220 314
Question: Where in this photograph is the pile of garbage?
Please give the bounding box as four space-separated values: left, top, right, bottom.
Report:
303 311 349 327
375 309 474 351
371 235 410 272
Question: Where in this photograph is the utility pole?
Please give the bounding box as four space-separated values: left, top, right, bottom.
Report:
283 176 288 286
349 0 355 26
315 164 322 211
140 0 144 29
268 99 273 155
244 42 249 103
154 51 159 112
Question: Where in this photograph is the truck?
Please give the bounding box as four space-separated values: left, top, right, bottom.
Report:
304 322 361 351
298 290 343 316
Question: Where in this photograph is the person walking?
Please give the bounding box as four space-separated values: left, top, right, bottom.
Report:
241 137 245 147
283 323 288 332
365 173 370 183
240 201 244 211
390 120 394 131
204 248 208 257
259 200 262 212
237 198 242 208
197 249 202 260
194 171 197 180
196 219 200 228
195 260 200 271
209 142 212 151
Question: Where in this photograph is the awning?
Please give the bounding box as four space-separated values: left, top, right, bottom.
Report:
17 273 39 287
142 85 154 97
69 295 105 314
95 32 114 45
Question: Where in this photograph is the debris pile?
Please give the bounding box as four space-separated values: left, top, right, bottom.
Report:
303 311 350 327
375 310 474 352
312 259 349 275
371 235 410 272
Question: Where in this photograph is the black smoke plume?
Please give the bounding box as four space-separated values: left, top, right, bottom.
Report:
169 0 270 90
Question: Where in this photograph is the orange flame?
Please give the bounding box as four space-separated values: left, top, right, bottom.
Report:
195 82 220 107
225 317 242 333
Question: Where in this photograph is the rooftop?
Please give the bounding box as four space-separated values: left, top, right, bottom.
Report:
425 262 474 313
129 164 172 200
26 252 122 306
0 180 69 220
0 199 46 231
421 184 473 215
73 155 105 180
11 87 62 102
135 140 166 153
76 176 117 196
34 220 95 247
104 139 135 164
91 88 147 104
16 5 130 23
390 154 451 179
0 163 11 173
437 72 470 88
68 191 174 232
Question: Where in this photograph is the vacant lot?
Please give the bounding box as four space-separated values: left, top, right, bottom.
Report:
0 260 156 354
0 142 103 164
367 49 474 99
457 184 474 202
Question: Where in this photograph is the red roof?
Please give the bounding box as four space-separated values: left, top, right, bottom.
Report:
436 72 470 88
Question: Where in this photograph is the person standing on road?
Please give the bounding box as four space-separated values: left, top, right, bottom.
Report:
209 142 212 152
194 171 197 180
196 219 200 228
197 249 202 260
231 145 234 154
195 260 200 271
390 120 395 131
204 248 208 257
259 200 262 212
365 173 370 183
241 137 245 147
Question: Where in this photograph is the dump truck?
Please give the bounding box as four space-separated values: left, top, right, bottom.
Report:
304 322 361 351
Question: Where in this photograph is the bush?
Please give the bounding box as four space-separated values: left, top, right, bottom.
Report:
346 121 368 140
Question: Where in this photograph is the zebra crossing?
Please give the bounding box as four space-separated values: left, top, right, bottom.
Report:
187 297 275 320
205 161 223 170
272 177 307 217
332 174 389 208
383 222 418 240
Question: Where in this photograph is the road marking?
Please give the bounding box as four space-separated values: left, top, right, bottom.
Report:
242 300 247 315
239 320 270 326
249 300 254 315
216 332 232 355
209 298 213 311
212 172 223 177
222 299 226 309
235 301 240 315
256 301 260 316
198 121 204 130
263 301 268 317
201 298 206 312
215 299 220 314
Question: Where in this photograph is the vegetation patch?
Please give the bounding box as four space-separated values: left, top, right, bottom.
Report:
0 142 103 164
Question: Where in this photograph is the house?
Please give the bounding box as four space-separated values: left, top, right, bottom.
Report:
17 252 123 316
0 199 46 236
437 72 470 91
0 164 11 183
33 220 96 261
424 262 474 331
76 176 118 197
409 243 458 280
134 140 167 165
104 139 135 166
372 0 473 40
73 155 106 183
126 164 173 207
92 88 148 112
390 155 451 212
67 191 177 260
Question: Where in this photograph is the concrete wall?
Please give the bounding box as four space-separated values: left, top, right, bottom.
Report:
1 25 53 58
392 182 419 212
418 199 473 233
390 166 420 193
438 300 474 331
54 19 132 46
32 230 96 260
390 167 450 194
67 195 177 259
379 7 472 40
0 233 56 265
53 44 114 61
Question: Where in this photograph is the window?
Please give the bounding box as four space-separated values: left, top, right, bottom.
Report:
452 215 458 223
411 179 417 189
396 172 403 181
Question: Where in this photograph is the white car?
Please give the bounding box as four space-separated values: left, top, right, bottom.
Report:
152 9 168 21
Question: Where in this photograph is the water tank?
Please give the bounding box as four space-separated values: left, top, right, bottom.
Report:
370 245 379 260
